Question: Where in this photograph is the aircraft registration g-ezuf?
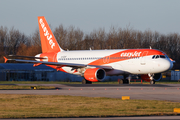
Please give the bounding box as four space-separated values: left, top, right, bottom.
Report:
4 16 174 84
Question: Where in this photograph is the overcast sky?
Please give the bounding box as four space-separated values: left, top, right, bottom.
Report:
0 0 180 36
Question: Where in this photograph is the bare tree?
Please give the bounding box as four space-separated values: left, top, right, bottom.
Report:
0 26 8 62
54 24 68 50
5 27 26 55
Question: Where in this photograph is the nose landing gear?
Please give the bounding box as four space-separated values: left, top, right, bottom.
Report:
150 80 155 84
148 73 155 84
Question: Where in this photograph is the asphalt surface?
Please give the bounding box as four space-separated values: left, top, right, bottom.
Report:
0 84 180 102
0 83 180 120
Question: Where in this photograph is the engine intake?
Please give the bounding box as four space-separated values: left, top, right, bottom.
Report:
84 68 106 82
153 73 162 81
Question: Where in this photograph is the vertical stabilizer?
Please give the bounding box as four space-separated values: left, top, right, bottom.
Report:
38 16 63 53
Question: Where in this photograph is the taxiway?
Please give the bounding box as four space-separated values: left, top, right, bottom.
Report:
0 84 180 102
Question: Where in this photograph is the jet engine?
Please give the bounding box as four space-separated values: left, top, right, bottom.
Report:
141 73 162 82
84 68 106 82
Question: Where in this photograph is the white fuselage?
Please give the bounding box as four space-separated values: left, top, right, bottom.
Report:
53 49 173 76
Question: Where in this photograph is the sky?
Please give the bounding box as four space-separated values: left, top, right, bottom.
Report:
0 0 180 36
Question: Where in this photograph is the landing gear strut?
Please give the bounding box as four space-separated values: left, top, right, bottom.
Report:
82 79 92 84
148 73 156 84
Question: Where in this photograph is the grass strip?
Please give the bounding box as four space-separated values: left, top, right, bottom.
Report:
0 85 55 90
0 94 179 118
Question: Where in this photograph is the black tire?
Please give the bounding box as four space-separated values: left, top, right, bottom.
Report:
86 80 92 84
122 79 129 84
126 79 129 84
82 79 92 84
119 79 123 84
123 75 130 84
82 79 86 84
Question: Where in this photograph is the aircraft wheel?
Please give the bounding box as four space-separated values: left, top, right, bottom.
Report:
150 80 155 84
82 79 92 84
86 80 92 84
118 79 123 84
82 79 86 84
123 75 130 84
123 79 129 84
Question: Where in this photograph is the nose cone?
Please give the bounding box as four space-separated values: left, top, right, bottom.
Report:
169 60 174 70
162 59 173 71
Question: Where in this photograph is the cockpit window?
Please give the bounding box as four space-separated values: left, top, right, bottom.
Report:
156 55 159 58
152 55 166 59
160 55 166 58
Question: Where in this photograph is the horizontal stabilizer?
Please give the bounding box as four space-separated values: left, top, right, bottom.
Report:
3 56 8 63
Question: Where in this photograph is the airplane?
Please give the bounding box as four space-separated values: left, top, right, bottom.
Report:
4 16 174 84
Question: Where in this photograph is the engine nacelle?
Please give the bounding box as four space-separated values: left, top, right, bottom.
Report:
84 68 106 82
141 73 162 82
153 73 162 81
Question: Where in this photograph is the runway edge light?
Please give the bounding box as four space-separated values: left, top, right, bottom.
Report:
174 108 180 113
122 96 130 100
31 86 37 90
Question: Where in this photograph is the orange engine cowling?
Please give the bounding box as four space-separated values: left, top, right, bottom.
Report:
141 73 162 82
84 68 106 82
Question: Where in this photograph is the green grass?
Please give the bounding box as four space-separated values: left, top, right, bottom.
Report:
0 94 179 118
0 85 55 90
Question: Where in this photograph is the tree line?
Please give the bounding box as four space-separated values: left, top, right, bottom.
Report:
0 25 179 69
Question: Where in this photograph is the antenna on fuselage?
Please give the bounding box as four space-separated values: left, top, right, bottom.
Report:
90 48 92 50
149 46 152 49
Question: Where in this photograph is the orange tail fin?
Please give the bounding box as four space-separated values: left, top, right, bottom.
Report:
38 16 63 53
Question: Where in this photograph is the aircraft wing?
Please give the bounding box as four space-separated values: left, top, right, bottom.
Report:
8 55 45 59
4 57 113 70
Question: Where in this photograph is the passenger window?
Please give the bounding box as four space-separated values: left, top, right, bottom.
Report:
152 55 155 59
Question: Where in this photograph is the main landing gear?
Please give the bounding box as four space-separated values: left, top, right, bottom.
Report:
82 79 92 84
118 75 130 84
